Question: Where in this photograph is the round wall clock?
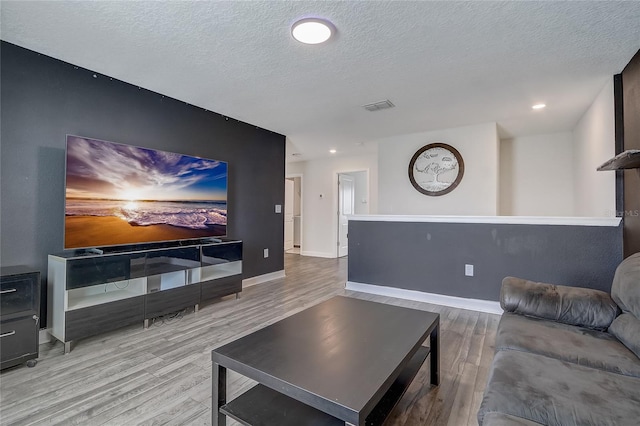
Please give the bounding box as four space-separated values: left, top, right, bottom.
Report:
408 143 464 196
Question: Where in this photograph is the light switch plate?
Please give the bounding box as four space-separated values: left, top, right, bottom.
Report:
275 204 282 213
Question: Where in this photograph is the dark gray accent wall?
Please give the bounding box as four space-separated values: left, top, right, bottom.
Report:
614 74 624 222
621 49 640 257
0 42 285 326
348 221 623 301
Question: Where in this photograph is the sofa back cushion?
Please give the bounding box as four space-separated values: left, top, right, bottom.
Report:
611 252 640 319
609 313 640 359
501 277 618 330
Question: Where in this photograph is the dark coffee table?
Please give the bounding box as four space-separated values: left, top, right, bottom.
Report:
211 296 440 426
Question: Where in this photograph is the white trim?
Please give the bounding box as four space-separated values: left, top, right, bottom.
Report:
301 251 336 258
39 328 51 345
347 214 621 227
345 281 503 315
242 270 285 288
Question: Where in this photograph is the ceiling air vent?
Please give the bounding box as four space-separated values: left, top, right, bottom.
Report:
362 100 395 112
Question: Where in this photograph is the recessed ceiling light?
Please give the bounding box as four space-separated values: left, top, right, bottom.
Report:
329 149 337 154
291 18 334 44
532 103 546 110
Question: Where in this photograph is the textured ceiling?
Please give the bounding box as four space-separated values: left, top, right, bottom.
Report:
1 1 639 162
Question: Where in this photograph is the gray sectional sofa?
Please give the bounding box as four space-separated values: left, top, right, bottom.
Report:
478 253 640 426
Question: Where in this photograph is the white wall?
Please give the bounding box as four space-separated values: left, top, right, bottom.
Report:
499 132 574 216
378 122 499 215
286 152 378 258
572 79 617 217
283 83 616 257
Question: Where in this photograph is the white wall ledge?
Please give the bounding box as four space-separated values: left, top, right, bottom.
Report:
347 214 621 227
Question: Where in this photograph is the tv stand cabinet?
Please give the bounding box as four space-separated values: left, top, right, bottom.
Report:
48 240 242 353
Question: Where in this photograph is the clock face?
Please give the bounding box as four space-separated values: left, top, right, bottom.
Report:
408 143 464 196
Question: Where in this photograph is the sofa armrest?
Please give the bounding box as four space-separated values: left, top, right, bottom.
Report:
500 277 619 330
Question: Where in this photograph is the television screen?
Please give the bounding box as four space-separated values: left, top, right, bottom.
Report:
64 135 227 250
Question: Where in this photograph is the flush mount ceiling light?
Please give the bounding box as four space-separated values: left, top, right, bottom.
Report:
291 18 334 44
532 103 547 110
329 149 337 154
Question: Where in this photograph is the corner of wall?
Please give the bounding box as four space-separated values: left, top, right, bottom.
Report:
571 79 616 217
498 137 514 216
492 123 500 216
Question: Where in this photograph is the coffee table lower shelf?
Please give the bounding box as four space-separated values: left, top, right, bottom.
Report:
219 346 430 426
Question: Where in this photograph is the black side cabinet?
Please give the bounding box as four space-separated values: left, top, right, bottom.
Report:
0 266 40 370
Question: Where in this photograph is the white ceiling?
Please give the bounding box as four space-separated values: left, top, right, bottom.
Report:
1 1 639 162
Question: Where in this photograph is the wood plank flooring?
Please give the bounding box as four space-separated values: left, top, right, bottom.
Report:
0 254 499 426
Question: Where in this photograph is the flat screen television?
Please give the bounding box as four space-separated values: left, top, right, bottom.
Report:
64 135 228 250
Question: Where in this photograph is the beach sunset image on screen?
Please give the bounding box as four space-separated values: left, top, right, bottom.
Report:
64 136 227 249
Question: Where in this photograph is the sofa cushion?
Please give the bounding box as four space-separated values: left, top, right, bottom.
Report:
496 313 640 378
500 277 618 330
609 313 640 359
478 350 640 426
482 412 543 426
611 252 640 319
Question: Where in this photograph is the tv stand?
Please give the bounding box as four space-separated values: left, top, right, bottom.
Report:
48 240 242 353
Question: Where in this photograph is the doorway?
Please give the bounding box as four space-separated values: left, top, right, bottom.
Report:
285 176 302 254
337 174 354 257
337 171 369 258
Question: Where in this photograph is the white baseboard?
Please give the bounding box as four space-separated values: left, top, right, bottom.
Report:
345 281 503 315
39 328 51 345
300 251 335 258
242 270 286 288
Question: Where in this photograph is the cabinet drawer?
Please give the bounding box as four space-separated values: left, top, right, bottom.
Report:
1 317 38 369
65 296 144 341
145 284 200 319
0 273 39 317
201 275 242 302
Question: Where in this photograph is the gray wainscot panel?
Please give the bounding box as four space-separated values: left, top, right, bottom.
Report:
348 216 623 301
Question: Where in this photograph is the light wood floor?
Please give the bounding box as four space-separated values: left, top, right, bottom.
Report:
0 254 499 426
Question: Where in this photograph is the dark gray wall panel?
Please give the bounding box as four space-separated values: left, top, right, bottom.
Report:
622 49 640 257
348 221 623 301
0 42 285 326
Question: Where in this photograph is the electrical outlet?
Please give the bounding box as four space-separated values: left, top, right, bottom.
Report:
275 204 282 213
465 264 474 277
264 248 269 258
